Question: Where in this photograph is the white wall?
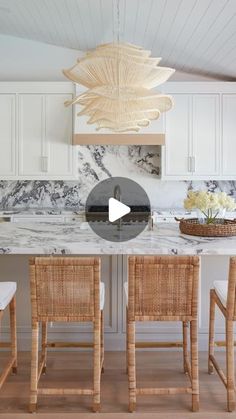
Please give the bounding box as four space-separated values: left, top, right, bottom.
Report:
0 34 217 82
0 34 83 81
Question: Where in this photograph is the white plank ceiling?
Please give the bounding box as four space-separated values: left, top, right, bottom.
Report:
0 0 235 80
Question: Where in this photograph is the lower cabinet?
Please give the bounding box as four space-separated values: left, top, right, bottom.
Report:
11 216 65 223
0 254 230 351
0 255 122 350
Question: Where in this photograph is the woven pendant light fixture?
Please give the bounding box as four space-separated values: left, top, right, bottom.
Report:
63 4 175 132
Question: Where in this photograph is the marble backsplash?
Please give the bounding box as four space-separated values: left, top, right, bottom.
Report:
0 145 236 209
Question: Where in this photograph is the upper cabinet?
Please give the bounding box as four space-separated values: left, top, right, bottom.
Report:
45 94 73 177
192 95 219 177
1 82 236 181
19 94 45 176
162 83 221 180
164 94 190 177
222 94 236 178
0 94 16 177
0 82 76 180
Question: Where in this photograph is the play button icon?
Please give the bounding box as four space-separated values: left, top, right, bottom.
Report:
85 177 151 242
108 198 131 222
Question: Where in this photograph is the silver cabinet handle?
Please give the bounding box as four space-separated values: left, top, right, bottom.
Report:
192 156 195 172
41 156 48 172
188 156 192 172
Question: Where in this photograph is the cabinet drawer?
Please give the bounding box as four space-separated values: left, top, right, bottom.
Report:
11 216 64 223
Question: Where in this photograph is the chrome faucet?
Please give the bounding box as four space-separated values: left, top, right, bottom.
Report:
113 184 122 230
114 184 121 201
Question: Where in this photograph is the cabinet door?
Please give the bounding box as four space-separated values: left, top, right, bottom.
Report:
164 94 191 176
19 95 45 176
192 95 220 176
222 94 236 176
45 94 73 176
0 95 16 177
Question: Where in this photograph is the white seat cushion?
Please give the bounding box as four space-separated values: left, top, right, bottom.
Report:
0 282 17 310
100 282 105 310
214 280 228 307
124 282 128 305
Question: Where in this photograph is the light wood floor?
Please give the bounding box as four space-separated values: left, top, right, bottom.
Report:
0 351 234 419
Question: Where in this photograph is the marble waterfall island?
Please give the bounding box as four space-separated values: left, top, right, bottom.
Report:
0 222 236 255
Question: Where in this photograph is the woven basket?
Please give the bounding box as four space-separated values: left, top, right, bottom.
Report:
178 218 236 237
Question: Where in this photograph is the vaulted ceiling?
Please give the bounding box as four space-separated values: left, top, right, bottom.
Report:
0 0 235 80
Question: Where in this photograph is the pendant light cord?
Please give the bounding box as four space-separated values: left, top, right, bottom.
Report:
116 0 120 116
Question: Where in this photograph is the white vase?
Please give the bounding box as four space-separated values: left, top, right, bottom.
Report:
218 208 226 219
196 208 226 224
196 209 206 224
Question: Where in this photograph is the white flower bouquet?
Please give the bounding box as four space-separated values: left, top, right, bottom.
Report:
184 190 236 225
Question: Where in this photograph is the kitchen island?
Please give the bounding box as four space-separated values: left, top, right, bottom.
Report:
0 221 236 255
0 221 234 351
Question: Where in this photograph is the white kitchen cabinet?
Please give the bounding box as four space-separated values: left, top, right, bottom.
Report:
0 94 16 177
199 256 229 341
45 94 73 177
164 94 190 177
162 89 220 179
192 95 220 177
19 94 45 176
0 255 120 350
222 94 236 177
0 82 76 180
19 93 74 179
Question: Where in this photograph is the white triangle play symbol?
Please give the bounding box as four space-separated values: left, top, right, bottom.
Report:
108 198 131 223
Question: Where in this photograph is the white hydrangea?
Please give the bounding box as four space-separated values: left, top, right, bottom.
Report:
184 190 236 223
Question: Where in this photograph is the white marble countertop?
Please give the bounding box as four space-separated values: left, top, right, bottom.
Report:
0 221 236 255
0 208 80 216
0 207 235 219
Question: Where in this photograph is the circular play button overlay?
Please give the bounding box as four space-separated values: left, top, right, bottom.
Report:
85 177 151 242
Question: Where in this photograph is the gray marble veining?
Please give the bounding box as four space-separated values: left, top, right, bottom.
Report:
0 222 236 255
0 146 236 210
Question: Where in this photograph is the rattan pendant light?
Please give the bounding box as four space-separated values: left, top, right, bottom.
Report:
63 4 175 132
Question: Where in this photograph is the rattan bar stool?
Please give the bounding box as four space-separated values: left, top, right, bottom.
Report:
124 255 200 412
208 256 236 412
0 282 17 387
29 256 105 413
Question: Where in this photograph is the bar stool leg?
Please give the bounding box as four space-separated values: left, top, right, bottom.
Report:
29 322 39 413
126 307 128 374
182 321 188 374
226 319 235 412
93 316 101 412
9 296 17 374
41 322 47 374
128 320 136 413
208 289 215 374
190 319 199 412
101 310 104 373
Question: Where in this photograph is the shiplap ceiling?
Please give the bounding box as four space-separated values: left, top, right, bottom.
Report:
0 0 236 80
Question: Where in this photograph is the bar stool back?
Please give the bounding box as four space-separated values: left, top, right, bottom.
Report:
126 255 200 412
0 282 17 387
29 256 104 413
208 256 236 412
